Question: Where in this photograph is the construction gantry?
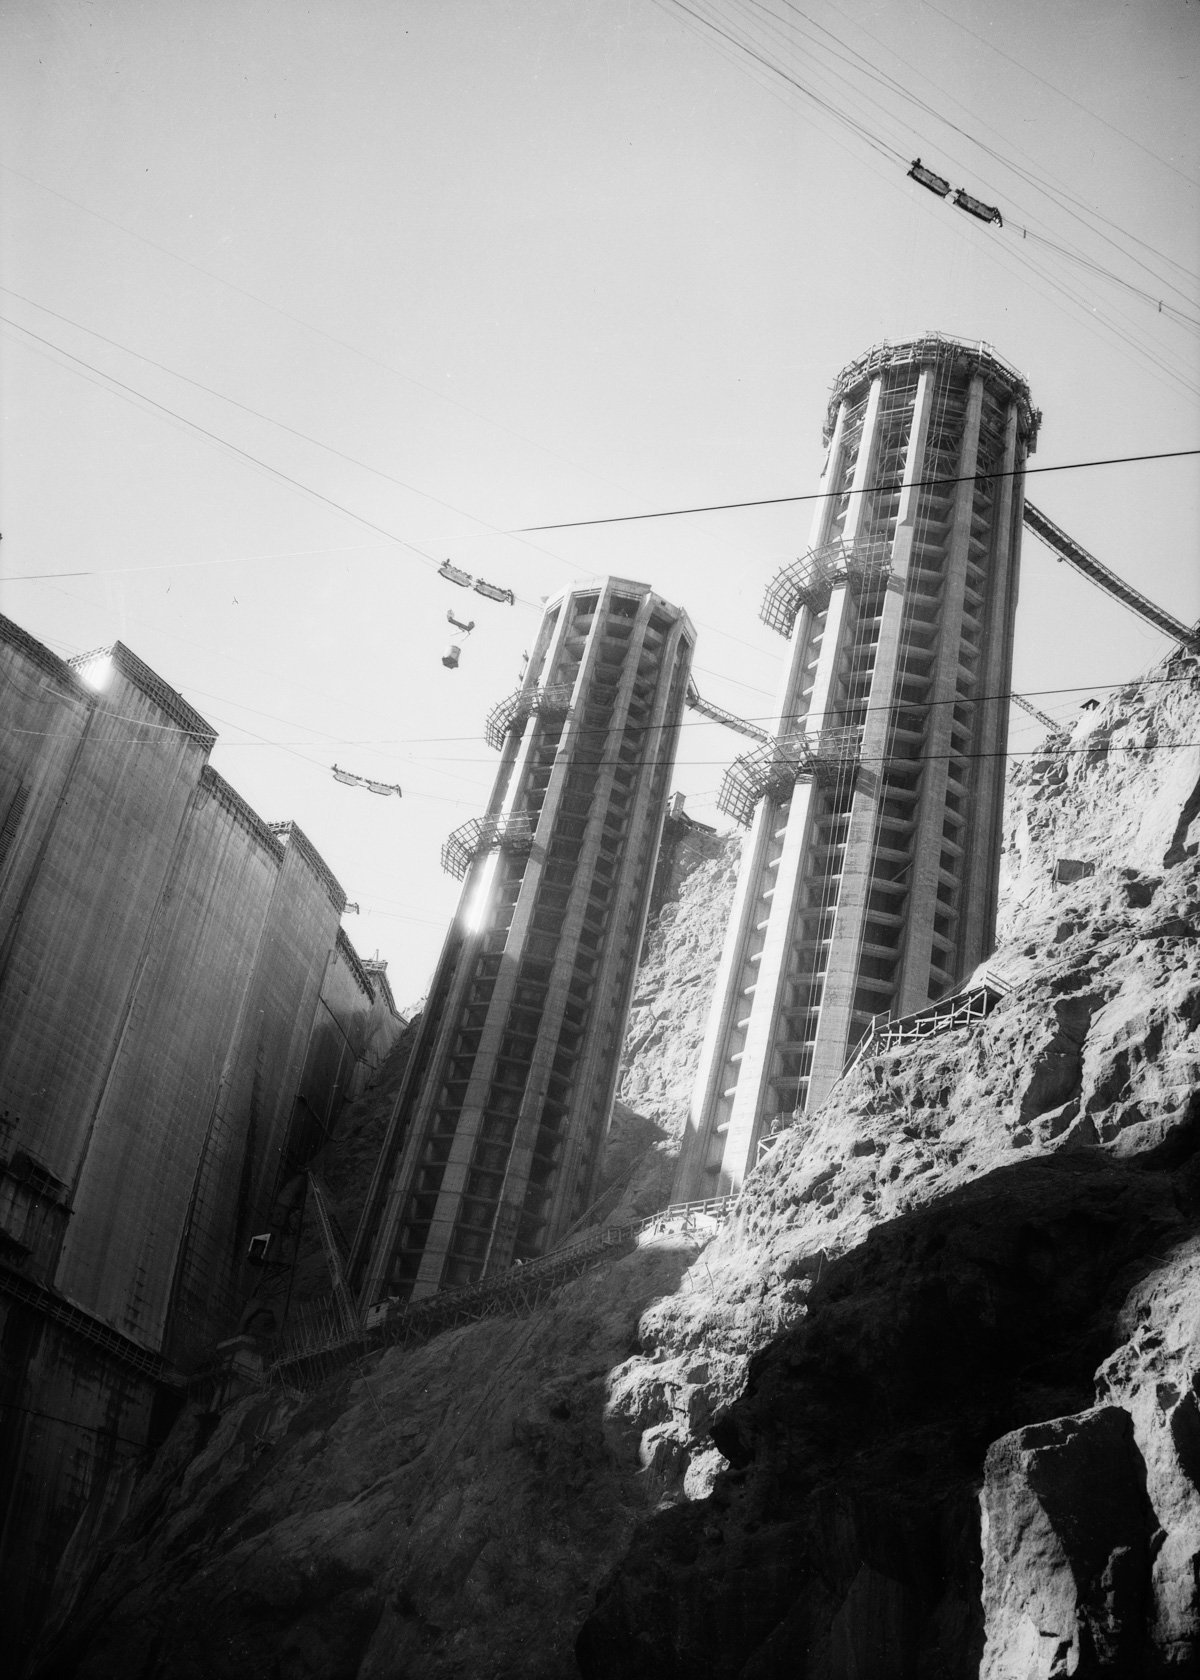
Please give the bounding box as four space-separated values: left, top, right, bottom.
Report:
440 813 535 880
759 535 894 638
484 682 574 752
717 726 864 827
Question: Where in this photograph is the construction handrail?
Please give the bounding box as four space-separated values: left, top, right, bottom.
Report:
841 968 1014 1082
1024 501 1197 650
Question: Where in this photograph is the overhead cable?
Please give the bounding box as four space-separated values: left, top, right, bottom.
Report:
516 448 1200 533
658 0 1200 370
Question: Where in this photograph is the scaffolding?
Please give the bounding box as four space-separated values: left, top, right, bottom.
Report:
484 682 574 752
717 725 863 827
760 536 894 638
440 812 535 880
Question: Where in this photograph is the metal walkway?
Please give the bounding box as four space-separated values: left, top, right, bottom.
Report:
263 1195 736 1387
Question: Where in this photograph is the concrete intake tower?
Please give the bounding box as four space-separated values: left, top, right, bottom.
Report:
353 577 694 1304
675 335 1040 1201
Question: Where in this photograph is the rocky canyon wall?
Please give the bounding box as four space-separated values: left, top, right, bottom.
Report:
28 656 1200 1679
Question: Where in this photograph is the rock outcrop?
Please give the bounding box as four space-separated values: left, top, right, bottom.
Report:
580 660 1200 1676
999 663 1200 936
29 658 1200 1678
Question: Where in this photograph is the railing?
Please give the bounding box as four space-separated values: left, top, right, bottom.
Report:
262 1194 737 1386
440 812 535 880
717 725 863 827
824 336 1037 447
760 537 893 638
484 683 574 752
841 968 1014 1080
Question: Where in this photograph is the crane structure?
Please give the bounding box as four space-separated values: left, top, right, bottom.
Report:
1023 501 1198 651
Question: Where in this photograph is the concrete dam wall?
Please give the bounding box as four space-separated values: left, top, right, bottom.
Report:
0 614 403 1656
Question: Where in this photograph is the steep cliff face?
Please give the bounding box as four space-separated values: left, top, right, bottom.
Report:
33 1240 700 1680
600 830 739 1223
618 829 739 1144
582 659 1200 1676
32 659 1200 1679
999 664 1200 936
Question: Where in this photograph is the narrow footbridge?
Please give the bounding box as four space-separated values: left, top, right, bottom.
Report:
264 1195 735 1388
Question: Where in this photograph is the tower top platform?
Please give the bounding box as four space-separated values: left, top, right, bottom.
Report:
824 333 1040 452
541 576 695 641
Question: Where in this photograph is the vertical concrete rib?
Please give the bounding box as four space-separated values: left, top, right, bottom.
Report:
406 593 603 1295
896 375 984 1010
959 404 1020 973
351 602 568 1303
807 368 936 1102
716 581 853 1184
673 399 849 1200
720 379 879 1156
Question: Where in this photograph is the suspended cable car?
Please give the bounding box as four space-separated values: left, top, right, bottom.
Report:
953 187 1003 227
907 158 951 198
437 558 513 605
330 764 402 797
437 560 513 668
474 577 515 605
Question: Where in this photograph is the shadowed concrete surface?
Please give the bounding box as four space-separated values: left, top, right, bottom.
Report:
0 617 403 1663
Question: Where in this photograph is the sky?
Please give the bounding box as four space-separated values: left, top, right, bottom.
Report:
2 0 1197 1004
